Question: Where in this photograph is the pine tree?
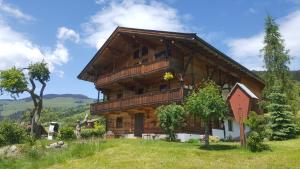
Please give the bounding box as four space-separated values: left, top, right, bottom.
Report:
267 83 296 140
261 15 291 92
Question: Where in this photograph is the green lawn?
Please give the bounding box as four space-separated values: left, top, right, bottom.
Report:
1 138 300 169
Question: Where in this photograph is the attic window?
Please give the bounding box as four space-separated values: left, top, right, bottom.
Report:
155 49 171 60
136 88 144 95
133 49 140 59
159 84 167 92
142 46 148 56
117 92 123 99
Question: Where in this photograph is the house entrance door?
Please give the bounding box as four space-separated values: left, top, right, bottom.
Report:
134 113 144 137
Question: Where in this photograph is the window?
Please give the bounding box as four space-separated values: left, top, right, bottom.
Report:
142 58 148 64
136 88 144 95
141 46 148 56
159 84 167 92
155 51 167 59
133 49 140 59
155 49 171 60
117 92 123 99
228 119 233 132
116 117 123 128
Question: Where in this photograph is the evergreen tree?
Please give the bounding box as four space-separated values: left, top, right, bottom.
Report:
261 15 296 111
267 82 296 140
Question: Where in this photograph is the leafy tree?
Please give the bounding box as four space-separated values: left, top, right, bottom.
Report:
156 104 186 141
185 82 227 146
245 112 269 152
267 82 296 140
261 15 296 111
0 62 50 137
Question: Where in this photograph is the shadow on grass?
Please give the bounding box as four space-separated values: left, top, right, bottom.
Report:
199 144 238 151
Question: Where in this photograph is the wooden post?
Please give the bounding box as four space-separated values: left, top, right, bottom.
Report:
239 110 246 147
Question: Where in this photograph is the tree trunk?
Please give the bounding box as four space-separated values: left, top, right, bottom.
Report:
204 119 210 146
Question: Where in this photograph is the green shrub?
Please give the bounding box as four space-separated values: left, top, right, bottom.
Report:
0 121 26 146
81 122 105 139
245 112 269 152
247 132 268 152
59 127 75 140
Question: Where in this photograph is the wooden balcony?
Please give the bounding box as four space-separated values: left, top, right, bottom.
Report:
91 88 184 114
96 59 171 87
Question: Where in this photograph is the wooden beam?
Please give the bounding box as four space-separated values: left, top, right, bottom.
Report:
182 55 193 77
120 33 157 49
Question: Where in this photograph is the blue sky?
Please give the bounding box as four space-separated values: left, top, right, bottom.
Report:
0 0 300 99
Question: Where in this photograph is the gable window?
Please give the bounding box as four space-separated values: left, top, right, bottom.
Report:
142 58 148 64
228 119 233 132
159 84 167 92
155 51 167 60
116 117 123 128
133 49 140 59
141 46 148 56
117 92 123 99
155 49 171 60
136 88 144 95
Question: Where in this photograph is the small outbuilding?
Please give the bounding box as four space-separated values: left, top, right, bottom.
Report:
227 83 259 144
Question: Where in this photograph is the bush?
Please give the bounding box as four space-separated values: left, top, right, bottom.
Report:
156 104 186 141
247 132 268 152
0 121 26 147
245 112 269 152
59 127 75 140
81 122 105 139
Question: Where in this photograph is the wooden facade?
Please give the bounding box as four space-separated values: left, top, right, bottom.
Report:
78 27 264 137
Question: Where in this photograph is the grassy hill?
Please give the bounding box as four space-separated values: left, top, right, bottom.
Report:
0 94 95 120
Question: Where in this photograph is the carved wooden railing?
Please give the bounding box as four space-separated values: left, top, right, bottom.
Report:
91 88 184 114
96 59 170 86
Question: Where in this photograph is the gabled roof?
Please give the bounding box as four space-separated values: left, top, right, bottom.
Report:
228 83 258 100
77 26 264 85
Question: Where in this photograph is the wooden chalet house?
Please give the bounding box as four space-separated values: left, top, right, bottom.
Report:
78 27 264 140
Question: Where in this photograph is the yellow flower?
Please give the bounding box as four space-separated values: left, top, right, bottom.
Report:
163 72 174 81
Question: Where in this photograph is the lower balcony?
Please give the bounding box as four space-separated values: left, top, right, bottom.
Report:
91 88 184 114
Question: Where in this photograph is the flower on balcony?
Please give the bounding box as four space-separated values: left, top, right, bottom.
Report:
163 72 174 81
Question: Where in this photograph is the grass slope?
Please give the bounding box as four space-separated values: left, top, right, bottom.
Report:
1 138 300 169
0 94 94 117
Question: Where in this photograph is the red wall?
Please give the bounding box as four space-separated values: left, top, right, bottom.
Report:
229 88 250 121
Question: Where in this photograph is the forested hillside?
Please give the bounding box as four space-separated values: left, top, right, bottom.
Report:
0 94 95 121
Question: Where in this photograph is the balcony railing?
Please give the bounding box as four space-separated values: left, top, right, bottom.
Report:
96 59 170 87
91 88 184 114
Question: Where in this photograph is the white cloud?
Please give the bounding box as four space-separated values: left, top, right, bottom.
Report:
226 10 300 70
0 0 33 21
83 0 187 49
0 1 71 77
57 27 80 43
95 0 108 5
0 21 69 75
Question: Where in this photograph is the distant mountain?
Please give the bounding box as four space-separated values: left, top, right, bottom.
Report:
0 94 95 120
253 70 300 82
3 94 92 102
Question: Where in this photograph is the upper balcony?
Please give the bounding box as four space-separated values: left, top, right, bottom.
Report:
91 88 184 115
95 58 176 88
